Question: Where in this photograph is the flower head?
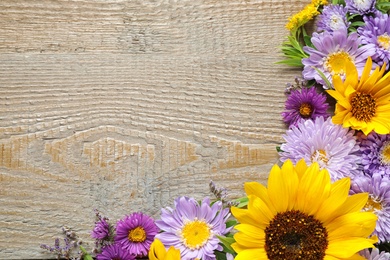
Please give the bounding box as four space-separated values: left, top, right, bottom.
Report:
358 12 390 68
115 212 159 257
302 29 375 87
345 0 377 15
350 174 390 243
317 4 350 33
326 57 390 135
97 244 135 260
148 239 181 260
360 248 390 259
91 218 111 241
279 116 361 181
231 160 377 259
282 86 330 127
359 132 390 176
155 197 231 260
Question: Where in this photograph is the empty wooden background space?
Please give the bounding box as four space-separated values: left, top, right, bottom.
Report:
0 0 304 259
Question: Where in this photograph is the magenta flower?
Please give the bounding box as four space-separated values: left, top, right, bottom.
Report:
358 12 390 68
282 86 329 127
115 212 159 257
350 174 390 243
302 29 375 88
97 243 135 260
155 197 231 260
279 117 362 181
91 218 111 241
317 4 350 33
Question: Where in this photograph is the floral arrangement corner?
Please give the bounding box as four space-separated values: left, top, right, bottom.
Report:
41 0 390 259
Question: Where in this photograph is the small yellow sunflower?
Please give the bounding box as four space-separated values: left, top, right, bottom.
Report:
148 239 181 260
326 57 390 135
231 159 377 260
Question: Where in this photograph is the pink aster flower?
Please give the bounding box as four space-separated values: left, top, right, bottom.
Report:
115 212 159 258
282 86 330 127
302 29 375 88
279 116 362 181
155 196 231 260
97 243 135 260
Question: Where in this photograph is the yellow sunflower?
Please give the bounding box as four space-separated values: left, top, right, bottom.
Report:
148 239 181 260
231 159 377 260
326 57 390 135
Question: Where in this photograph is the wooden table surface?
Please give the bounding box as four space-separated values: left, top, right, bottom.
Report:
0 0 304 258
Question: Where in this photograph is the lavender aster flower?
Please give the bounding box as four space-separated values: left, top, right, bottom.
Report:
360 248 390 260
350 174 390 243
97 244 135 260
317 4 350 33
91 218 111 240
282 86 329 127
302 29 375 88
155 196 231 260
115 212 159 257
279 116 362 181
359 132 390 177
345 0 377 15
358 12 390 68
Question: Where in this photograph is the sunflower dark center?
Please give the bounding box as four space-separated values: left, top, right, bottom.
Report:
350 92 376 122
299 103 313 117
265 210 328 260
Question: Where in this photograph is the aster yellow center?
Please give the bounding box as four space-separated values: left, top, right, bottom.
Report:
378 33 390 50
324 51 353 76
350 92 376 122
299 103 313 117
311 150 328 167
265 210 328 259
380 141 390 165
364 196 383 212
180 219 211 250
128 226 146 243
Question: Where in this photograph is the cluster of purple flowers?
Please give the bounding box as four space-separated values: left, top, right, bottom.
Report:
90 197 231 260
281 0 390 255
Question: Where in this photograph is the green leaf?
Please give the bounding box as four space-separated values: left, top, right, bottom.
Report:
233 196 249 208
312 66 333 89
217 236 236 255
80 246 94 260
225 219 238 228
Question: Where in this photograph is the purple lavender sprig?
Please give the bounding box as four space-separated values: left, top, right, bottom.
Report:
40 226 84 260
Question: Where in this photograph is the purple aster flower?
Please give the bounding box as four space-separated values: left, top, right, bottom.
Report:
115 212 159 258
360 248 390 260
282 86 330 127
302 29 376 88
345 0 377 15
350 174 390 243
358 12 390 68
279 116 362 181
155 196 231 260
91 218 111 240
97 243 135 260
359 132 390 177
317 4 350 33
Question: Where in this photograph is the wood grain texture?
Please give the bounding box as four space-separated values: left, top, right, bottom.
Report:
0 0 305 258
